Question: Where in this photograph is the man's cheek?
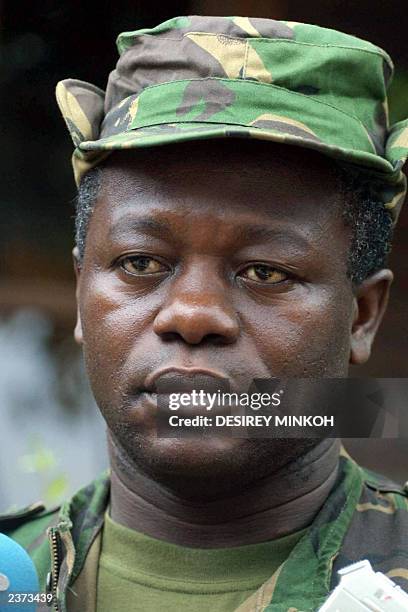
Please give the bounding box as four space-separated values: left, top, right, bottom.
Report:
255 295 350 374
81 272 164 333
79 298 127 393
284 304 350 373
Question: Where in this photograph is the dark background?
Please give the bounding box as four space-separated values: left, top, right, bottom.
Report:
0 1 407 502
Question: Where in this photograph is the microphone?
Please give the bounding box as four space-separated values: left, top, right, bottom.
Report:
0 533 40 612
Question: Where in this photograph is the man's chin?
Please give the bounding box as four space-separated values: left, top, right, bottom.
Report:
110 427 321 497
120 432 253 477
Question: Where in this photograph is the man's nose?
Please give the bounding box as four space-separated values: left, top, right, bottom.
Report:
153 265 240 345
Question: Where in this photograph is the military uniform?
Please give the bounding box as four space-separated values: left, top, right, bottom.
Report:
3 14 408 612
1 451 408 611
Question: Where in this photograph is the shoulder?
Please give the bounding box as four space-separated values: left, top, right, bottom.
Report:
359 466 408 511
0 501 60 545
338 450 408 511
0 470 110 546
332 459 408 592
353 465 408 545
0 501 61 589
350 460 408 536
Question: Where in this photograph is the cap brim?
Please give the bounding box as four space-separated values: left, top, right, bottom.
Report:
79 122 396 179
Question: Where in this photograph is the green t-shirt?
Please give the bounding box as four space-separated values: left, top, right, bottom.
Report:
96 510 306 612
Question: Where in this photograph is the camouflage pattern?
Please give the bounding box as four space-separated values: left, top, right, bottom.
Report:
55 15 408 223
1 453 407 611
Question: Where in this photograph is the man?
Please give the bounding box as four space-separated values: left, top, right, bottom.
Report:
1 15 408 612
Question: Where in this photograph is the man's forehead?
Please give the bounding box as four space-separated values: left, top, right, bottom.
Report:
94 142 345 248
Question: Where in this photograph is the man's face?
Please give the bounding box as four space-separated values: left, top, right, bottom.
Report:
74 141 385 489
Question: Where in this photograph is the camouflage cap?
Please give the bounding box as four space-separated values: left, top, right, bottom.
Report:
56 15 408 223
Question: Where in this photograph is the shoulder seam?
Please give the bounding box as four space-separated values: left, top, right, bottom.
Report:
365 479 408 496
0 504 60 530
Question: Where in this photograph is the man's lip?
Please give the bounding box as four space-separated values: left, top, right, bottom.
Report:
143 367 229 393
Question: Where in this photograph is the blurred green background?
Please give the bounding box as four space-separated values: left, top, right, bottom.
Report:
0 1 407 510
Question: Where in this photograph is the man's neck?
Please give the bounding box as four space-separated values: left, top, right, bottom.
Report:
108 439 340 548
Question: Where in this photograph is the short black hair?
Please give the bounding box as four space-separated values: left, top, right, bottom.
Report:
338 168 393 285
74 162 393 286
75 167 101 264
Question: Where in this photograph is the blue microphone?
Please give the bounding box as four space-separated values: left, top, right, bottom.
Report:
0 533 39 612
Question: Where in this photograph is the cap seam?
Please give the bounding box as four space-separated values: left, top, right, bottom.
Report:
118 30 393 69
243 40 249 79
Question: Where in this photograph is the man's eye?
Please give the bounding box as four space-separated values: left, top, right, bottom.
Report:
241 264 288 284
120 255 167 275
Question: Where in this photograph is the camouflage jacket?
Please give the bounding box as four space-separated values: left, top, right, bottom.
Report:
1 452 408 612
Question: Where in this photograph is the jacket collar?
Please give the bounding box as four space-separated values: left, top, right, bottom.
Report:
47 470 110 611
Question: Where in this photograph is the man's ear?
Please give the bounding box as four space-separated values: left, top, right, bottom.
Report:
72 246 83 346
350 269 393 365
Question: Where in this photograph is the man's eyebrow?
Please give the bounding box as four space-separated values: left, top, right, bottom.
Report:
108 217 313 250
237 225 311 249
108 217 171 240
